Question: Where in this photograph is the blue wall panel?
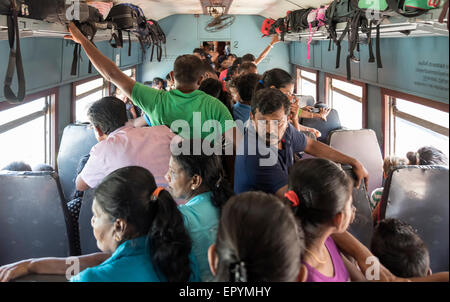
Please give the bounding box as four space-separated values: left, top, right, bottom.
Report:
291 36 449 104
139 14 291 83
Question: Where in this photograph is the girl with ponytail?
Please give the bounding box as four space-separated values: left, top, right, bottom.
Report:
166 140 234 281
209 191 303 282
285 158 365 282
71 166 199 282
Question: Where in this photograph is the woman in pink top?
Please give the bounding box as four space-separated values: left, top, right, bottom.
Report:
285 158 366 282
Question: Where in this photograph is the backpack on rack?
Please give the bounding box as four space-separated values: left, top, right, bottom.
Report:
106 3 149 58
358 0 441 17
269 17 288 40
287 8 314 32
261 18 276 36
326 0 384 81
146 19 166 62
0 0 102 103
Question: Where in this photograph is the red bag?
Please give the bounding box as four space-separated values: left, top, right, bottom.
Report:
261 18 275 36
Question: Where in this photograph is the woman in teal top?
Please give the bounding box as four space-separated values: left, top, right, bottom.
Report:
165 140 234 281
0 166 200 282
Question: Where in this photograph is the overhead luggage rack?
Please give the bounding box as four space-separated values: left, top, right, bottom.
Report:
0 15 139 42
283 8 449 41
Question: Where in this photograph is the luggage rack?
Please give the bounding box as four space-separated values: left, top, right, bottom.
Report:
283 8 448 42
0 15 139 42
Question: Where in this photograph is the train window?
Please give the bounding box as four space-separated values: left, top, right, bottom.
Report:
0 92 56 168
296 67 317 100
383 90 449 158
326 75 366 130
72 76 107 123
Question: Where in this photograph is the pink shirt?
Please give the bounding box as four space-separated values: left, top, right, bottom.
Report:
79 125 176 189
302 237 350 282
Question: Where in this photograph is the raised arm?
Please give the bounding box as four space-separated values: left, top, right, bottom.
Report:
255 35 281 65
304 138 369 190
67 22 135 99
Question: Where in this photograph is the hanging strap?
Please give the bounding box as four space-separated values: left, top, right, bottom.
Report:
335 22 350 69
128 31 131 56
71 43 79 76
109 30 123 48
438 0 449 30
4 2 26 104
375 23 382 68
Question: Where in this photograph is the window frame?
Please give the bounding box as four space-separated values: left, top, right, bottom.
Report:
0 88 58 167
295 66 319 100
381 88 449 157
324 73 368 129
71 75 109 123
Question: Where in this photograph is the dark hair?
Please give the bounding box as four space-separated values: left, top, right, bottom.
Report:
1 161 32 171
87 97 127 135
227 53 237 59
198 78 233 114
174 55 204 85
171 140 234 209
214 191 303 282
193 48 206 57
165 73 173 81
232 57 243 67
33 163 54 172
251 88 291 116
94 166 192 282
201 61 216 76
255 68 294 91
287 158 353 248
234 73 260 104
238 62 257 75
406 146 448 166
371 218 430 278
224 65 239 82
242 53 256 62
143 81 152 86
152 77 164 86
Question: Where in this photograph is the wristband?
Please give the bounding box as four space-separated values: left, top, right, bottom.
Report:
297 108 302 117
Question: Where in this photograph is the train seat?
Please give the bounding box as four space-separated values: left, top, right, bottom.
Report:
378 165 449 273
343 165 374 248
300 108 342 144
0 171 77 265
78 189 101 255
57 123 98 202
328 129 383 194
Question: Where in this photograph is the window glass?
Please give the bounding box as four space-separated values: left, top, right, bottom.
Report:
0 97 51 169
75 90 103 123
76 78 104 96
332 91 362 129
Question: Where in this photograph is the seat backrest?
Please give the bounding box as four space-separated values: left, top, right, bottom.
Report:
57 123 98 201
78 189 101 255
0 171 75 265
300 108 342 144
343 165 374 248
297 95 315 107
379 165 449 273
329 129 383 194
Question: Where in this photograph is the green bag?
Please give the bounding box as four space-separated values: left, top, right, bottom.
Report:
404 0 442 10
358 0 389 11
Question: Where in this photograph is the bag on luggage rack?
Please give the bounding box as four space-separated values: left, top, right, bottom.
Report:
358 0 441 17
261 18 275 36
287 8 314 32
106 3 149 57
146 19 166 62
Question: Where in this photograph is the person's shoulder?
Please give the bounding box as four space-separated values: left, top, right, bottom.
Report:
70 263 115 282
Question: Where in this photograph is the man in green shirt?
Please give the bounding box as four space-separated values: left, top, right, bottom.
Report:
67 23 237 147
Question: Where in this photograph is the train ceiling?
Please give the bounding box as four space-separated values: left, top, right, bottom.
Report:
112 0 332 20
